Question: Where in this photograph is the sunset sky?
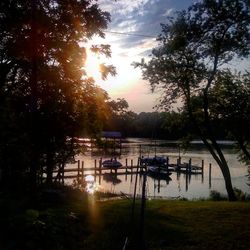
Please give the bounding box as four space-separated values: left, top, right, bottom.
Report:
86 0 248 113
84 0 195 113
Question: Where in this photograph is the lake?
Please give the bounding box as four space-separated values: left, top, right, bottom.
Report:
68 138 249 199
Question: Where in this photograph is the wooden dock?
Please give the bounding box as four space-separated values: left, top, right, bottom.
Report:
49 157 205 184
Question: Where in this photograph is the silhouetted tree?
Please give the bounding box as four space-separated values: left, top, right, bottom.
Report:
0 0 114 187
135 0 250 200
210 71 250 164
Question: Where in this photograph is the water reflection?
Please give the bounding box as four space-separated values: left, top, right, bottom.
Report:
71 138 249 199
149 176 172 194
85 175 99 194
103 173 122 185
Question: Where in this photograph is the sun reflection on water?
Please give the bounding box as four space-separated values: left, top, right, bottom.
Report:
85 175 100 194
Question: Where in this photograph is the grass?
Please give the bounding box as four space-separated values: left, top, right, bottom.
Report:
0 188 249 249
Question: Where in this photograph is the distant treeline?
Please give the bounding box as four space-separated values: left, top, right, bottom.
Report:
103 108 228 140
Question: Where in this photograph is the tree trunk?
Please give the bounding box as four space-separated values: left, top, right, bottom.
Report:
218 160 237 201
202 138 237 201
202 86 236 201
187 100 236 201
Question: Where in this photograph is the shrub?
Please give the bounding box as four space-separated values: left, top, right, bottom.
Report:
233 188 246 201
209 190 227 201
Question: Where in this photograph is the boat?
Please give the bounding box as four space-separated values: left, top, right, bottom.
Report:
102 158 122 168
147 166 172 179
140 156 167 166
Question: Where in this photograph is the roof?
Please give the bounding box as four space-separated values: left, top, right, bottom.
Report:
101 131 122 138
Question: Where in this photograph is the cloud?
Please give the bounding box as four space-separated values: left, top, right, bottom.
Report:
99 0 151 15
96 0 196 112
162 8 173 17
98 0 182 55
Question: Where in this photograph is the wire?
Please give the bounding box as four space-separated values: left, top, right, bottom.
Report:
105 30 156 38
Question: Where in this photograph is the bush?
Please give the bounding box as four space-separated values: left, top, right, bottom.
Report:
209 190 227 201
233 188 246 201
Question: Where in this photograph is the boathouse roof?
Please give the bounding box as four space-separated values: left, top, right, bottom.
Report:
101 131 122 138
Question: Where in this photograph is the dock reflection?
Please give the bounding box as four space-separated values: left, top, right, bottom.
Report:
103 173 122 185
148 174 172 193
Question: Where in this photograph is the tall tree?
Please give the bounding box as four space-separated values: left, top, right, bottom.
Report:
0 0 114 187
210 71 250 164
135 0 250 200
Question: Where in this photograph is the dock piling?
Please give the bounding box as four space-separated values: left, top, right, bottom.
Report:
94 159 97 181
209 163 212 188
81 161 84 183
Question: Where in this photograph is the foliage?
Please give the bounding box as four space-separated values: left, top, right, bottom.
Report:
103 108 193 139
0 0 114 187
135 0 250 200
233 187 247 201
104 98 137 137
209 190 227 201
209 71 250 165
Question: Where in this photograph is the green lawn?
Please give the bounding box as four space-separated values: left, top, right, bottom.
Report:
0 190 249 249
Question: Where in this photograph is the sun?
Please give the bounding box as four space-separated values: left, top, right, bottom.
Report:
85 50 101 80
84 39 141 95
84 48 116 92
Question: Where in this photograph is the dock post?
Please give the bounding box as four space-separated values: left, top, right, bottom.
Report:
62 163 65 185
189 158 192 174
201 160 204 183
94 159 97 181
177 157 181 171
99 158 102 184
77 160 80 186
165 156 169 172
185 172 188 191
125 158 128 181
130 161 133 183
209 163 212 188
137 157 140 167
131 159 133 176
81 161 84 183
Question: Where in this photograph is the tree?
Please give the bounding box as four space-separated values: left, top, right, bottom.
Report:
108 98 129 115
210 71 250 164
135 0 250 200
0 0 114 187
104 98 137 137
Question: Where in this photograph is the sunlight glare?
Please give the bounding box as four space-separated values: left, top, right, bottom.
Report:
85 175 99 194
85 51 101 80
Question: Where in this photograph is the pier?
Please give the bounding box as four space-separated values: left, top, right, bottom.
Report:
49 156 205 184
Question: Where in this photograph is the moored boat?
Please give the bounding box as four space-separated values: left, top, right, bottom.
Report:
102 158 122 168
140 156 167 165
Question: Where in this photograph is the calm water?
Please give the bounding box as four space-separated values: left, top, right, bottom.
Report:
67 138 249 199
